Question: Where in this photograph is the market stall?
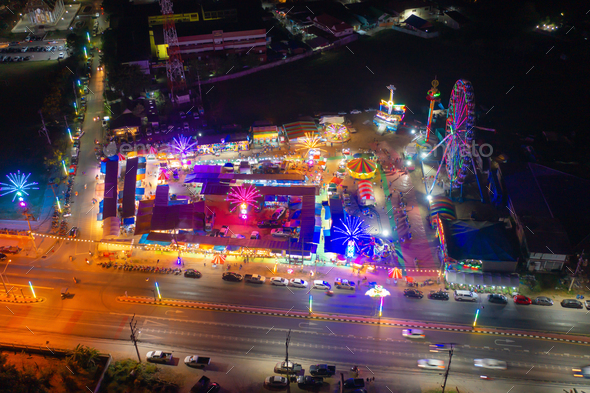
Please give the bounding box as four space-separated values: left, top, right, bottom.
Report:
251 126 280 146
357 180 375 206
283 121 320 143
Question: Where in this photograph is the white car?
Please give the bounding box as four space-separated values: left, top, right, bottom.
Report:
474 359 507 370
290 278 308 288
271 228 292 238
350 109 362 114
265 376 288 388
58 52 64 59
418 359 445 370
402 329 425 338
270 277 288 286
312 280 331 290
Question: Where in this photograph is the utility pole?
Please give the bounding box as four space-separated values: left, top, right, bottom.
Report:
285 329 292 384
441 347 454 393
38 110 51 145
22 208 39 254
129 314 142 363
568 251 585 292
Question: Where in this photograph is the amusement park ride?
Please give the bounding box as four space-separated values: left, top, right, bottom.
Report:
421 79 485 203
373 85 407 132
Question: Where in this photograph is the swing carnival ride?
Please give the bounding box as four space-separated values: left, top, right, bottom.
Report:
373 85 407 132
421 79 484 202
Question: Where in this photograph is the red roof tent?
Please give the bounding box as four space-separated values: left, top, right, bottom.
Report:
357 180 375 200
282 121 319 141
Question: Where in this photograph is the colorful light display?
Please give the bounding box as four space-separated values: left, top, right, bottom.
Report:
425 78 441 143
170 135 198 156
0 171 39 202
296 132 326 157
333 216 372 257
227 184 261 213
444 79 475 186
373 84 406 131
325 124 349 143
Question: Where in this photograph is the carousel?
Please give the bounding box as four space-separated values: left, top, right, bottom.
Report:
346 158 377 180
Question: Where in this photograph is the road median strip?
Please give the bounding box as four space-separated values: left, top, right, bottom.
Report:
117 296 590 344
0 297 44 304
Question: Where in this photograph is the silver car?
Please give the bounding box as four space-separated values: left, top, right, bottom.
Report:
533 296 554 306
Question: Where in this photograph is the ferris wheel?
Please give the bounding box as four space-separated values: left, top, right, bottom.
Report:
424 79 477 195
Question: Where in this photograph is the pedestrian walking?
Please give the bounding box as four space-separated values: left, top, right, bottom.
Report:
125 291 128 297
204 262 206 267
157 259 159 264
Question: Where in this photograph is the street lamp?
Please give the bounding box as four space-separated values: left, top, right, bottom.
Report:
1 260 15 299
29 281 36 299
365 285 391 319
155 282 161 300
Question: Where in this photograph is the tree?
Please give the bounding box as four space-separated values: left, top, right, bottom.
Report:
66 33 86 59
109 65 150 97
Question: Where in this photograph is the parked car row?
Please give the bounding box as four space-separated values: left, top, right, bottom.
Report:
401 289 589 309
0 56 30 62
222 273 338 290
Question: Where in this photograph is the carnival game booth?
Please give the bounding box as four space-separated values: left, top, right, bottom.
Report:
251 126 280 147
435 216 520 273
357 180 375 206
283 121 320 144
197 133 250 155
347 158 377 180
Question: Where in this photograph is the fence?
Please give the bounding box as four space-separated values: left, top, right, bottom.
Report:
200 34 359 85
391 26 439 39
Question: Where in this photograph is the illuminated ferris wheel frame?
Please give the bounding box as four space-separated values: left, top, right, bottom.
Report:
423 79 479 198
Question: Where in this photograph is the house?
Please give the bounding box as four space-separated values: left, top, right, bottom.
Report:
312 14 354 37
385 0 439 23
346 3 394 29
110 110 142 139
403 14 433 32
442 11 469 29
501 163 590 273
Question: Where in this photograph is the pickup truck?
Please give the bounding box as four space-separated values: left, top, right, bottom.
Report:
146 351 172 364
184 355 211 368
274 361 302 374
343 378 365 389
297 375 324 387
244 274 266 284
309 364 336 376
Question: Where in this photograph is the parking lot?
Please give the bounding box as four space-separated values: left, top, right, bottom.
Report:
0 38 68 63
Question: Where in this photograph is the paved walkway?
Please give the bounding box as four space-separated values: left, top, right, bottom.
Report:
371 140 440 272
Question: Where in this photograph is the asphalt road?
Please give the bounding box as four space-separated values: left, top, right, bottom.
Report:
1 285 590 388
6 250 590 337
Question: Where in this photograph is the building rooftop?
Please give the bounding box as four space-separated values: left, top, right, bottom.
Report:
444 10 469 25
152 19 266 45
502 163 590 253
116 17 152 63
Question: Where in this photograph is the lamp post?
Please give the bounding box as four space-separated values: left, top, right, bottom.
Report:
365 285 390 322
1 259 14 299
